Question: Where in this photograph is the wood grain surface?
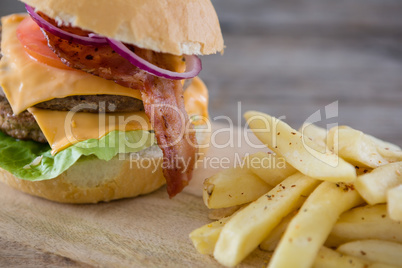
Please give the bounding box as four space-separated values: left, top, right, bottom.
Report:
0 0 401 267
0 183 273 267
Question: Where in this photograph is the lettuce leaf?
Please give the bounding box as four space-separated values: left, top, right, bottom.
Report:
0 130 155 181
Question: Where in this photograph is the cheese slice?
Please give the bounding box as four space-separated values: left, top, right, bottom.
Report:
0 14 142 115
28 108 151 154
0 14 209 154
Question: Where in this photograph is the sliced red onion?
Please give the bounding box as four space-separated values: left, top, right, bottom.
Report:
25 4 108 46
25 4 202 80
107 39 202 80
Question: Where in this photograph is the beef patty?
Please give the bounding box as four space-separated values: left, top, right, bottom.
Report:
34 95 144 113
0 93 145 142
0 96 47 143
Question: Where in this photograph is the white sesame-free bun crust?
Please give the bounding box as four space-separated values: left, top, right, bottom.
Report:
0 146 166 203
20 0 224 56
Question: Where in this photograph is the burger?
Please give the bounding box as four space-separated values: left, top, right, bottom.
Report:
0 0 224 203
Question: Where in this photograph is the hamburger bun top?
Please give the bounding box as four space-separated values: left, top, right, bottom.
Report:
19 0 224 56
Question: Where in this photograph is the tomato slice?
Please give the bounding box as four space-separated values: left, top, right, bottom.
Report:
16 17 72 70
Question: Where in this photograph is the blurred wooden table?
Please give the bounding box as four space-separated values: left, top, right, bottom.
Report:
0 0 402 267
201 0 402 146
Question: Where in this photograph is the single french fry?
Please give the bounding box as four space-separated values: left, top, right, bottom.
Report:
213 173 320 267
189 216 231 255
313 246 371 268
313 247 397 268
377 148 402 163
299 123 328 151
387 184 402 221
363 132 402 163
337 240 402 267
208 205 242 220
203 167 272 209
244 111 356 183
355 162 402 205
190 206 246 255
325 204 402 247
259 210 299 252
327 127 389 168
244 152 297 186
268 181 364 268
367 132 402 160
367 133 401 152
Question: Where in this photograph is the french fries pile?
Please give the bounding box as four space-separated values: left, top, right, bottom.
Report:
190 111 402 268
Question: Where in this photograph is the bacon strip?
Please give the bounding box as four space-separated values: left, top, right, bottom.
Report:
142 77 197 196
41 18 197 197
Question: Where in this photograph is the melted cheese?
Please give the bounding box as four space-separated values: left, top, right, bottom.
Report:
28 108 151 154
0 14 209 154
184 77 209 122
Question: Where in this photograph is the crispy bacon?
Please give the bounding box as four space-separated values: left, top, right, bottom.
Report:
142 77 197 196
41 16 197 197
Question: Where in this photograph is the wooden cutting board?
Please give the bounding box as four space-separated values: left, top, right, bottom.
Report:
0 124 271 267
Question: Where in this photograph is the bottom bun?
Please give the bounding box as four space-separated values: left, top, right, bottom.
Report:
0 130 210 203
0 145 165 203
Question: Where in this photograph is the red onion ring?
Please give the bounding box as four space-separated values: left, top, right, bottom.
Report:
25 4 108 46
107 39 202 80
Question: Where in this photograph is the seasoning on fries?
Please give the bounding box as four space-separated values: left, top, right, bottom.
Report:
190 111 402 267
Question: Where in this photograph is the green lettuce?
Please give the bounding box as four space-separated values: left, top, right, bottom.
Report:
0 130 155 181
